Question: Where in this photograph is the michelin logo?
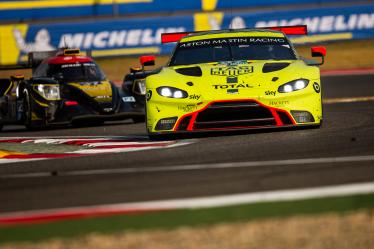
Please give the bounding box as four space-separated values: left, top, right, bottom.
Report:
13 28 55 53
220 12 374 33
60 27 185 49
255 13 374 33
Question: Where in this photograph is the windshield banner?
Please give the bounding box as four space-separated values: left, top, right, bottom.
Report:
178 37 288 48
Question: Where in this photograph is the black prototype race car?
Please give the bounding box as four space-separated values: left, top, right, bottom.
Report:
0 48 148 131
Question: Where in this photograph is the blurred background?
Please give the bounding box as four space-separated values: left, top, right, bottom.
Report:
0 0 374 80
1 1 374 249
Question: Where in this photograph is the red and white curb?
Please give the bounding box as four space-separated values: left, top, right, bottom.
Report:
0 137 192 164
0 181 373 226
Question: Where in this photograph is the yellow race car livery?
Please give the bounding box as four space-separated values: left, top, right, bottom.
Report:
145 26 326 137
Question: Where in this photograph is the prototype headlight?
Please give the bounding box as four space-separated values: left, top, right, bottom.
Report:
35 84 60 100
278 79 309 93
133 79 146 95
156 87 188 99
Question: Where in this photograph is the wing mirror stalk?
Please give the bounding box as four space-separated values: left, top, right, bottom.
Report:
309 46 326 66
140 55 156 71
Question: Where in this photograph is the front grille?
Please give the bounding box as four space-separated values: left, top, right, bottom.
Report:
194 101 276 129
177 116 192 131
277 110 293 125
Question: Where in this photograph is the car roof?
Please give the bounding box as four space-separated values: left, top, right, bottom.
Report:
180 29 286 43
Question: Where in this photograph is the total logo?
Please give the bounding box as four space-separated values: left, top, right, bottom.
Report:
213 83 253 89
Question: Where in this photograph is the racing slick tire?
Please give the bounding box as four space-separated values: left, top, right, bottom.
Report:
0 124 3 131
23 89 44 130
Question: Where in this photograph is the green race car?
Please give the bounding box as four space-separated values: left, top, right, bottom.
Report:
144 25 326 138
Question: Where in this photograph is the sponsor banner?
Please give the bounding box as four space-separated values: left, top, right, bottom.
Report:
0 16 191 65
0 0 349 21
195 4 374 43
0 4 373 65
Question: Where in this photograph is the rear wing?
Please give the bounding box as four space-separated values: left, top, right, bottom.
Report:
0 51 56 71
161 25 308 44
28 50 57 70
0 64 30 70
0 48 88 72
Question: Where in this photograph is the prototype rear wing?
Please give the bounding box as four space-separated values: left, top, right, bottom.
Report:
161 25 308 44
0 51 56 71
28 50 57 69
0 48 88 72
0 64 30 70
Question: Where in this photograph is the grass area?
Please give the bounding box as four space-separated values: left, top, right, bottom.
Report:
1 39 374 81
1 193 374 243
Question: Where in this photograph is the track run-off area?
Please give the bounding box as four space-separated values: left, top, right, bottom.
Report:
0 72 374 221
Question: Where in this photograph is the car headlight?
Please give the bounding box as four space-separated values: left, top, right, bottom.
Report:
156 87 188 99
35 84 60 100
278 79 309 93
133 79 146 95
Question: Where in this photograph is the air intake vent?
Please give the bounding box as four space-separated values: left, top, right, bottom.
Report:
194 101 276 129
262 63 290 73
175 67 202 77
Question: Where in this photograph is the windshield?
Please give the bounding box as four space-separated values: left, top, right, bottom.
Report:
47 62 106 82
169 37 297 66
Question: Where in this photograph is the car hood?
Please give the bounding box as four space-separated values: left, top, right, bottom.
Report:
147 60 320 101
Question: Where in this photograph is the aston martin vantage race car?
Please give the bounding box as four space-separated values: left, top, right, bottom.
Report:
0 48 144 131
145 25 326 138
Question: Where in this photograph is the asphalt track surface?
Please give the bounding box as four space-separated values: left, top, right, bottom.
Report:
1 74 374 213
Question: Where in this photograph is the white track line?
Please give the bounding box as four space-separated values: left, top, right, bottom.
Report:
2 154 374 178
1 181 373 219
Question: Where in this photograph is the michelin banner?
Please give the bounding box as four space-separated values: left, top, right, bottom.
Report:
0 16 191 65
0 4 373 65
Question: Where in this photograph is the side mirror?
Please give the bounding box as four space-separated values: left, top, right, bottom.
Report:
140 55 155 69
310 46 326 65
